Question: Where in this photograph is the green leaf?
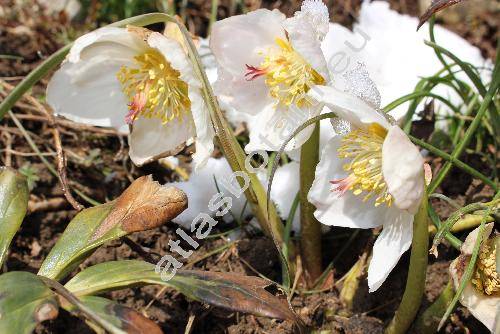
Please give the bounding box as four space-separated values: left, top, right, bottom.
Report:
64 296 163 334
65 260 299 322
0 272 59 334
38 176 187 281
0 167 29 268
37 201 116 280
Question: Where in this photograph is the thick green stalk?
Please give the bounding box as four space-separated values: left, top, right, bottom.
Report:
169 15 286 242
413 281 454 334
385 193 429 334
209 0 219 33
282 192 299 290
299 124 322 285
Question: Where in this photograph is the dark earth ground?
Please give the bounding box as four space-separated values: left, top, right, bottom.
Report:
0 0 498 333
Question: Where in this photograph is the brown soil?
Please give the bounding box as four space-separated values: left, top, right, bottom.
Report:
0 0 496 333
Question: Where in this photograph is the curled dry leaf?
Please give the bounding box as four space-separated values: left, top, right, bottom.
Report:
38 176 187 281
65 260 301 325
418 0 464 30
92 175 188 239
178 270 300 322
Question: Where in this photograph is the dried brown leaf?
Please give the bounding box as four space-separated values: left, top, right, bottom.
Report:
115 303 163 334
92 175 187 240
179 270 301 323
418 0 465 30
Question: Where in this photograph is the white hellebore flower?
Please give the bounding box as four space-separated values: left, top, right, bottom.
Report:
307 66 425 292
47 26 214 169
450 223 499 332
210 0 331 153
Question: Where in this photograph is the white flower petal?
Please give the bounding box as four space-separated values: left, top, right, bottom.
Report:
210 9 286 77
382 126 424 214
47 28 147 133
214 68 274 116
129 117 195 166
170 158 250 229
294 0 330 41
368 210 414 292
308 136 387 229
321 2 491 122
308 85 391 130
147 32 215 169
449 223 498 331
210 9 286 116
284 15 330 81
68 27 146 63
461 223 494 256
47 59 130 133
459 284 499 332
191 99 215 170
270 161 301 231
244 102 321 153
342 62 381 110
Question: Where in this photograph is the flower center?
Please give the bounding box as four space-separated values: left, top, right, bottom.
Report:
117 49 191 125
472 238 499 296
245 37 325 107
331 123 393 207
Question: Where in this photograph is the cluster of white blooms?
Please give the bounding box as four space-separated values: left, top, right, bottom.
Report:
46 1 495 329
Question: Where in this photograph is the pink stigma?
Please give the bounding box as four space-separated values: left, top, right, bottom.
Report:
330 176 354 196
125 90 148 124
244 64 267 81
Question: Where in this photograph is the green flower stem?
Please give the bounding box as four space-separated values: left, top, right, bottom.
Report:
413 281 454 334
168 15 286 235
428 213 494 235
161 14 292 282
385 192 429 334
283 192 300 290
384 91 461 116
209 0 219 33
427 205 462 250
299 124 322 285
452 94 478 146
428 17 467 94
410 136 498 192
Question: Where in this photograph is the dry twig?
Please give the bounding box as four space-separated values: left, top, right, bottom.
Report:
0 79 84 210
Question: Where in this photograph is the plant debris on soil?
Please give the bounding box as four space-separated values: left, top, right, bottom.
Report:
0 0 497 333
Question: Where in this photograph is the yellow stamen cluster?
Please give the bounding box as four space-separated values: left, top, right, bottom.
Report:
472 240 499 296
261 38 325 107
337 123 393 207
117 49 191 124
